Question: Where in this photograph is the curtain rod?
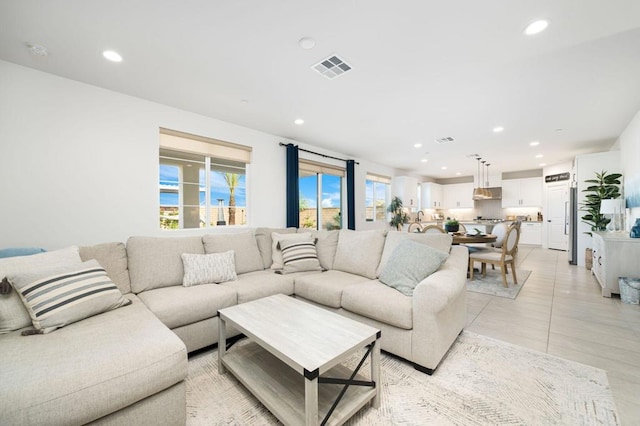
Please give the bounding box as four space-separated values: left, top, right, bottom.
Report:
279 142 359 165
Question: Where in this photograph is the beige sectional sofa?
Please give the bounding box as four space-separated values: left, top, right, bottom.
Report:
0 228 468 425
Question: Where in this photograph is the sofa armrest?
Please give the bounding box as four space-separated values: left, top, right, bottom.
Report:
412 245 468 314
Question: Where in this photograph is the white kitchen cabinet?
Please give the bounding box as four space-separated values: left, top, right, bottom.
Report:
518 222 542 245
591 232 640 297
501 177 542 207
392 176 419 209
420 182 443 209
474 173 502 188
442 182 474 209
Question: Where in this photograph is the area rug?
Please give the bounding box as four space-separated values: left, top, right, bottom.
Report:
467 268 531 299
185 331 618 425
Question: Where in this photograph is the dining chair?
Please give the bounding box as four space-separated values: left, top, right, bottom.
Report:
469 224 521 287
422 224 446 234
407 222 423 233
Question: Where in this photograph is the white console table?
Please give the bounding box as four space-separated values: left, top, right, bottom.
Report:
592 231 640 297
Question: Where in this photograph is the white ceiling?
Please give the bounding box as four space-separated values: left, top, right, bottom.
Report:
2 0 640 178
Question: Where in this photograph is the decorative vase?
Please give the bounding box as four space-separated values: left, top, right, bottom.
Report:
631 218 640 238
585 248 593 270
445 224 459 233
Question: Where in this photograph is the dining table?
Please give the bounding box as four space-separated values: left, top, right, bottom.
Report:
451 233 497 245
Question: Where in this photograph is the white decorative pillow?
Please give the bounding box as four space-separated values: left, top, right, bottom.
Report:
9 259 131 334
379 239 449 296
271 232 314 270
0 246 82 334
181 251 237 286
279 238 322 274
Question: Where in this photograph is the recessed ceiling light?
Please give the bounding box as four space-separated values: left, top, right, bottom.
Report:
492 126 504 133
240 99 249 104
529 141 540 146
294 119 304 125
103 50 122 62
27 43 48 56
298 37 316 49
524 19 549 36
535 154 543 158
555 128 563 132
414 143 423 148
539 163 547 167
441 166 447 170
456 172 461 176
421 158 428 163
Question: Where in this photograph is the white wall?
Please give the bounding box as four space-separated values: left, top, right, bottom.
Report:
0 60 394 248
617 110 640 230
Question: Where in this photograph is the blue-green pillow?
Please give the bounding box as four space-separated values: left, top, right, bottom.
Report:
0 248 46 258
379 239 449 296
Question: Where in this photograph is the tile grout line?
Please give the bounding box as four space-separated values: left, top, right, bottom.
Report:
545 250 559 354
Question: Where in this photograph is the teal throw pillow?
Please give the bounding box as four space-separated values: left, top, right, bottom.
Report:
379 239 449 296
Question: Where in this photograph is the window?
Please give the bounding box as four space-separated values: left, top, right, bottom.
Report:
365 173 391 222
159 129 251 229
299 160 344 230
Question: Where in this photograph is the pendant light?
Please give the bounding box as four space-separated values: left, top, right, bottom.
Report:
473 157 487 199
484 162 493 198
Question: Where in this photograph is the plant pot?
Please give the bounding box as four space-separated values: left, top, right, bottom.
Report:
585 248 593 270
445 224 459 233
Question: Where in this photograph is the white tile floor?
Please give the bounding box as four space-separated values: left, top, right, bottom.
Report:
465 245 640 425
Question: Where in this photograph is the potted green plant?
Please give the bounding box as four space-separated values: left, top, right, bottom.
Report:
444 218 459 233
581 170 622 270
388 196 410 231
581 170 622 235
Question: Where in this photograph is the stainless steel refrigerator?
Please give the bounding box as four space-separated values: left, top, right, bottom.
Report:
568 185 578 265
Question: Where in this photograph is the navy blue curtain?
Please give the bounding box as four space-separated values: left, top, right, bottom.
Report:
285 144 300 228
346 160 356 230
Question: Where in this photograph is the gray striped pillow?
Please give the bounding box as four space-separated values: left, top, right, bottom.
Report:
279 238 322 274
9 259 131 334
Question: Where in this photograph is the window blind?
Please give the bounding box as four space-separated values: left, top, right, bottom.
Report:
159 128 252 163
366 173 391 184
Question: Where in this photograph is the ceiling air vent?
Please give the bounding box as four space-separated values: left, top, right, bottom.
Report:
434 136 455 144
312 54 352 79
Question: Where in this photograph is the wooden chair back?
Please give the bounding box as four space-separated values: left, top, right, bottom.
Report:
422 225 446 234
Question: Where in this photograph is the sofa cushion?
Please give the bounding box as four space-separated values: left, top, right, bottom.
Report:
127 236 204 293
219 270 295 304
280 238 322 274
9 259 131 334
0 246 82 334
255 227 296 269
271 232 314 270
377 231 452 277
80 242 131 294
341 281 413 330
203 231 264 274
294 270 370 308
332 229 387 279
298 229 340 270
0 296 187 425
379 239 449 296
181 251 237 286
137 284 237 329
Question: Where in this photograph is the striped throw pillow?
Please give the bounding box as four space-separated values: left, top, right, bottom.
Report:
279 238 322 274
9 259 131 334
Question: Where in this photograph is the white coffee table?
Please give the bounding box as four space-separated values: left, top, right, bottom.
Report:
218 294 381 426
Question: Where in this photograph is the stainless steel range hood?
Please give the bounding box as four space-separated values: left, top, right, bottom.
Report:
472 187 502 200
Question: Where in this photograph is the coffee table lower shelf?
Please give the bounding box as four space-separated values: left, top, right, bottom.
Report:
222 341 376 426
